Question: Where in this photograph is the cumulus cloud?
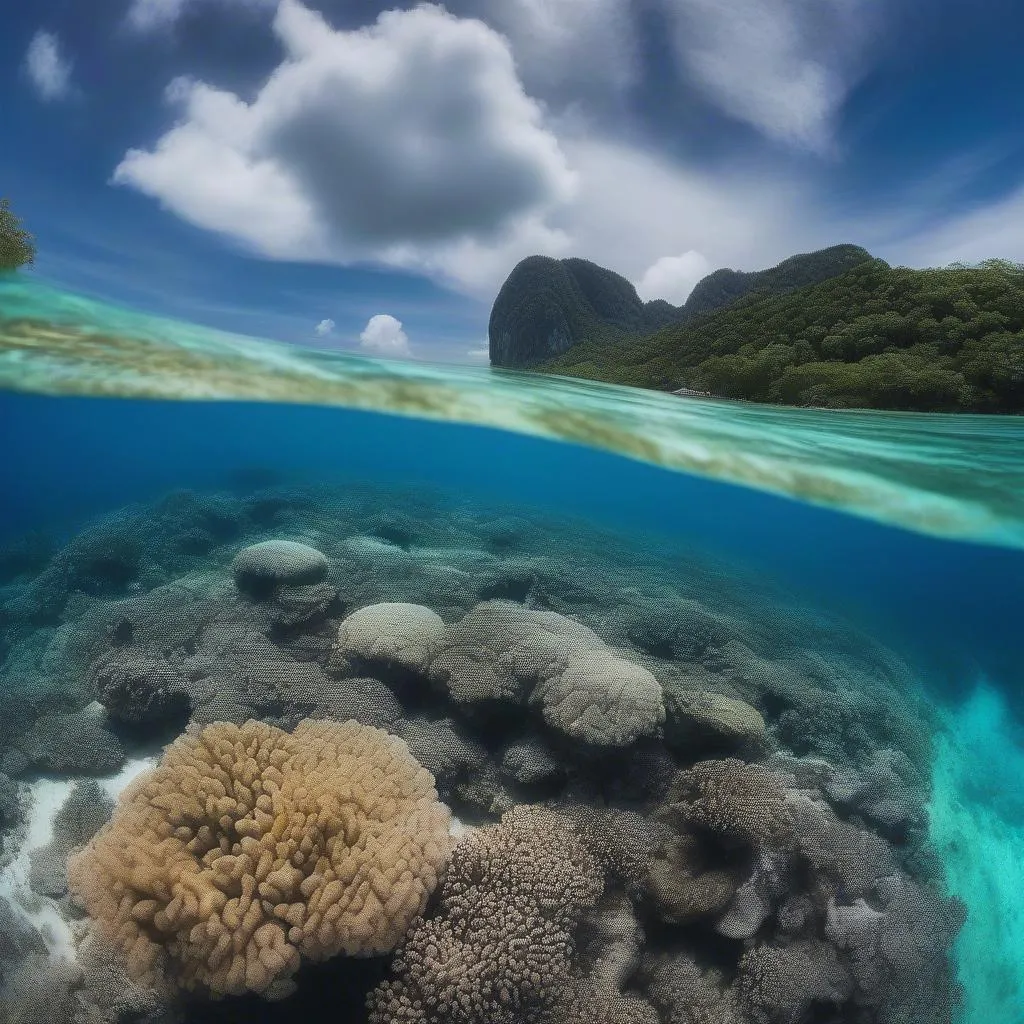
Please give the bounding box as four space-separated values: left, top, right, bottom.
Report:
113 0 574 285
635 250 712 304
359 314 412 357
125 0 274 32
24 30 72 102
661 0 873 150
314 318 335 336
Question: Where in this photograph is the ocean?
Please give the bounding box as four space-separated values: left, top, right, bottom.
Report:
0 273 1022 1024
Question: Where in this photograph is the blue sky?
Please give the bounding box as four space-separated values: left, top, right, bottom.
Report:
5 0 1024 362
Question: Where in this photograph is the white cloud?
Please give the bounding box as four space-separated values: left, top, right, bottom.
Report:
24 30 72 102
113 1 574 288
125 0 274 32
883 184 1024 270
661 0 873 150
313 318 335 336
465 346 491 362
360 314 412 357
552 137 818 284
461 0 637 101
635 250 712 304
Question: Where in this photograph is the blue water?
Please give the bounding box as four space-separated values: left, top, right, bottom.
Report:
1 388 1022 1021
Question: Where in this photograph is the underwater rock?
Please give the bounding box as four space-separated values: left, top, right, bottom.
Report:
272 579 339 627
501 737 562 784
330 601 446 679
0 771 22 833
232 539 328 594
87 648 191 726
18 703 125 776
58 517 145 595
29 779 113 898
314 676 403 728
0 951 81 1024
664 687 766 749
0 895 47 964
394 716 488 787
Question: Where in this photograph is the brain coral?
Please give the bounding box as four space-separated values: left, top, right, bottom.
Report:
68 719 452 999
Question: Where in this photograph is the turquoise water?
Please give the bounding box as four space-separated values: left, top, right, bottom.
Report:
0 277 1022 1023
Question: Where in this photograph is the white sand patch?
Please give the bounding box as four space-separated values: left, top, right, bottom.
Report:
97 755 157 801
0 778 76 960
0 757 157 964
448 813 476 838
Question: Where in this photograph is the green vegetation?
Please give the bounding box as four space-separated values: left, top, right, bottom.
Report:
489 245 873 369
539 258 1024 413
0 198 36 271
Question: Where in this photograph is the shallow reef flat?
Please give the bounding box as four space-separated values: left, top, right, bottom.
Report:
0 483 967 1023
2 276 1024 548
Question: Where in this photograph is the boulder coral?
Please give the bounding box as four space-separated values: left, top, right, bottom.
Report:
331 602 446 678
231 540 328 594
429 601 665 747
68 718 453 999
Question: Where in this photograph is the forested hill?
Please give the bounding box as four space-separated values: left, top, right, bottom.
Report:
488 245 873 369
538 258 1024 413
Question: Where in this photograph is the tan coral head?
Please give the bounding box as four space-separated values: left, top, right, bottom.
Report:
68 719 453 1000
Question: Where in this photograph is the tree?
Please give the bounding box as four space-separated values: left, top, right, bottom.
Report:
0 198 36 271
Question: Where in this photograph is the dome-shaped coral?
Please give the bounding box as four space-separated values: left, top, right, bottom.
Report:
331 602 446 677
232 540 328 592
531 651 665 747
68 719 452 999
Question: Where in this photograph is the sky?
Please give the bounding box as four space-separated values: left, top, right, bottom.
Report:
4 0 1024 362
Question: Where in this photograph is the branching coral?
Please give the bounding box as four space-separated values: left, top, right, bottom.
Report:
368 805 606 1024
68 719 452 999
659 759 795 850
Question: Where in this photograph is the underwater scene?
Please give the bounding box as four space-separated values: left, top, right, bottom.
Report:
0 276 1022 1024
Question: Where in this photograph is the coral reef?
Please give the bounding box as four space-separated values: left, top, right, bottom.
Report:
68 719 452 999
0 484 962 1023
367 805 607 1024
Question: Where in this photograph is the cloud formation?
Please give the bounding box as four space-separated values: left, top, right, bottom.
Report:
460 0 637 102
125 0 273 32
635 250 713 304
360 314 412 357
313 318 334 336
662 0 873 150
113 1 574 288
24 30 72 102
